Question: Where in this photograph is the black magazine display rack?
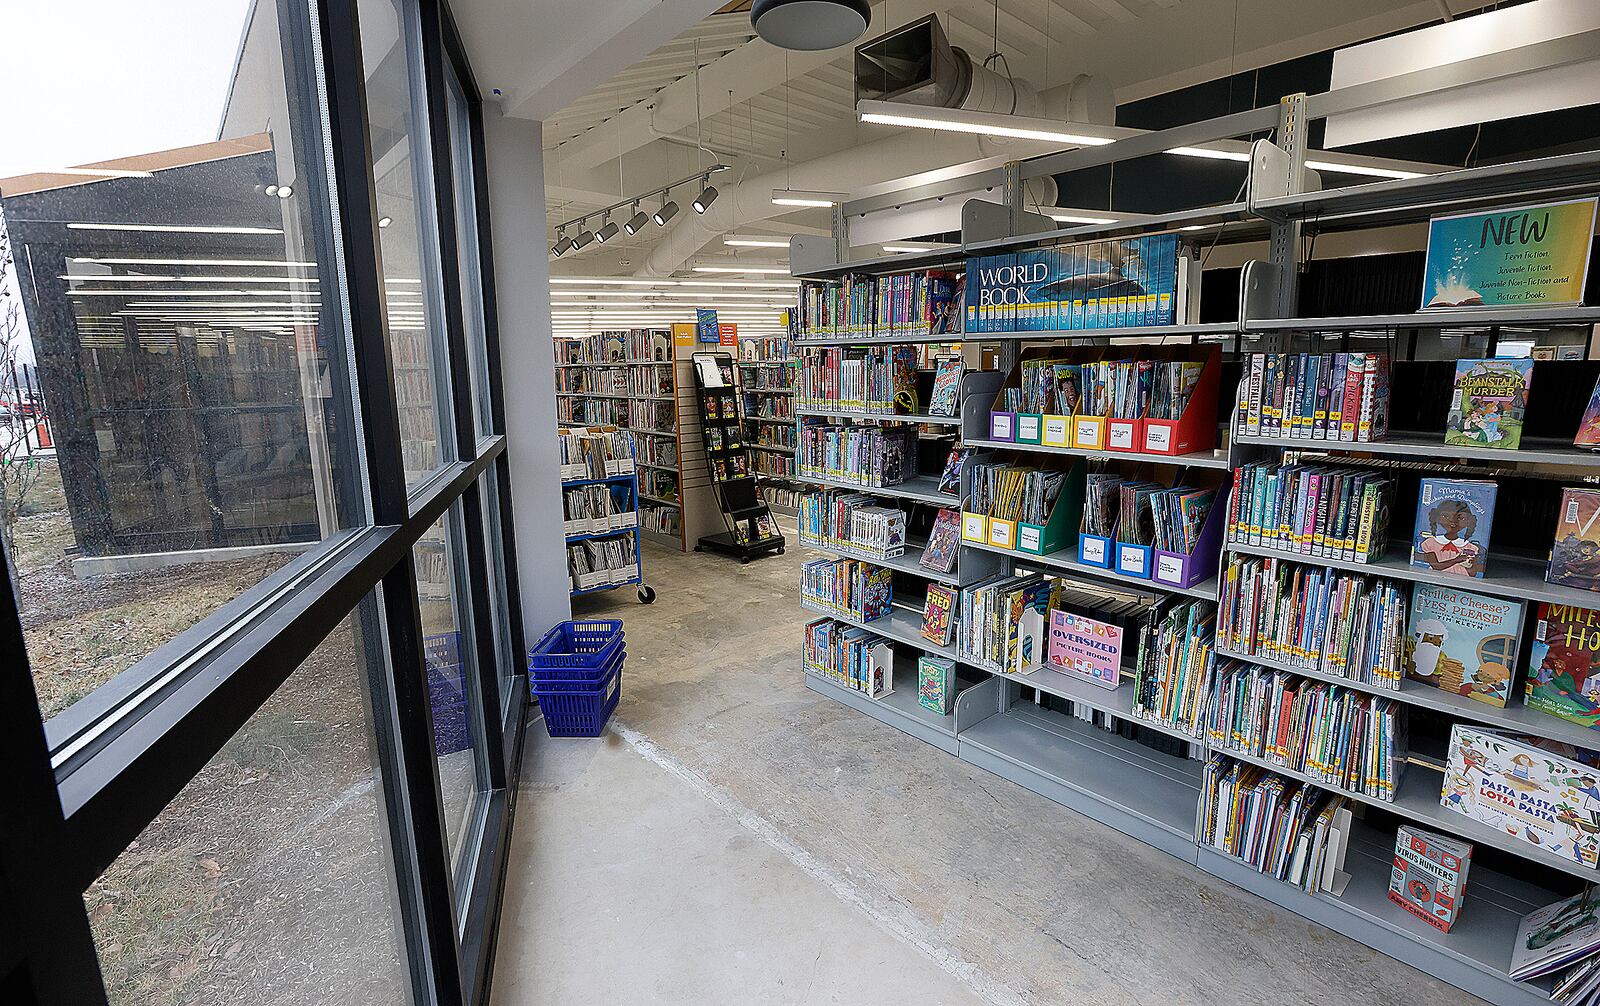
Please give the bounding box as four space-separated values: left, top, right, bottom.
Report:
689 351 785 564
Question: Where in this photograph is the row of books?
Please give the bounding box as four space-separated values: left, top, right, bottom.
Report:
748 396 795 421
634 436 677 469
562 484 633 524
567 536 638 590
558 428 634 481
1204 661 1406 802
797 492 908 557
1129 598 1216 737
628 399 675 432
1199 756 1350 893
1003 357 1204 420
797 346 917 413
751 422 796 448
797 425 917 487
749 450 795 479
629 366 673 398
560 397 626 427
964 234 1180 333
1228 463 1394 564
738 335 790 361
1083 475 1217 555
967 462 1067 525
638 468 678 503
555 330 665 365
799 557 893 622
1218 553 1410 688
803 617 891 698
1234 352 1391 443
797 272 962 339
639 503 680 535
956 573 1054 671
740 366 790 390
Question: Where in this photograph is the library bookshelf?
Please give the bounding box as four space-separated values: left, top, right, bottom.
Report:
786 147 1600 1006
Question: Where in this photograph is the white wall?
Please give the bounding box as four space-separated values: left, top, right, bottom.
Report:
482 112 570 639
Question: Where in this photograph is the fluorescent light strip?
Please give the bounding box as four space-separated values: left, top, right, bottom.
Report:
548 277 797 289
691 266 791 275
1304 159 1424 180
545 289 793 300
1048 213 1119 225
723 236 791 248
72 257 319 268
69 289 321 297
771 188 845 208
858 108 1116 146
67 222 285 235
1165 146 1252 163
61 274 318 284
40 167 154 178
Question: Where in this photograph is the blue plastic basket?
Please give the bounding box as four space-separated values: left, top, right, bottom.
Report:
534 659 621 737
532 646 626 692
529 619 625 676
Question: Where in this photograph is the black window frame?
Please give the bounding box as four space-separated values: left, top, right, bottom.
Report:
0 0 528 1003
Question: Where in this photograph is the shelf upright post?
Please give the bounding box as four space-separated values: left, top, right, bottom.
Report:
1266 93 1309 341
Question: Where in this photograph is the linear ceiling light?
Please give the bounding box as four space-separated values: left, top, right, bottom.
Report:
1165 146 1253 163
771 189 845 208
1303 159 1425 180
60 274 317 284
691 266 791 275
856 100 1120 147
71 258 318 268
724 235 791 248
1047 213 1119 225
881 242 957 253
67 222 285 235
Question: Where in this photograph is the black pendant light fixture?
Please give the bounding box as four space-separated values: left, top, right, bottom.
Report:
751 0 871 51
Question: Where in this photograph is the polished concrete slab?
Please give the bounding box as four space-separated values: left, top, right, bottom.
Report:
493 540 1477 1006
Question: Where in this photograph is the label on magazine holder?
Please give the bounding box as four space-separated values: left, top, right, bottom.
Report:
1080 537 1107 565
1156 554 1184 584
1119 547 1148 576
1018 526 1042 552
1108 423 1135 449
1145 424 1172 452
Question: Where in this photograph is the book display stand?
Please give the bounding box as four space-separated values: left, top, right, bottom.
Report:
788 116 1600 1006
737 335 801 517
689 351 785 564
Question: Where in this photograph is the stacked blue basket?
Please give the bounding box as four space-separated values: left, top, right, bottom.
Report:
528 619 625 737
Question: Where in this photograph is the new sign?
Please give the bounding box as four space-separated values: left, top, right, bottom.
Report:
1422 197 1596 310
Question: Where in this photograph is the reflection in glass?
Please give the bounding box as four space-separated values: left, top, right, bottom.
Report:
413 503 483 878
478 471 517 711
360 0 456 487
445 66 493 436
2 1 364 723
84 600 413 1006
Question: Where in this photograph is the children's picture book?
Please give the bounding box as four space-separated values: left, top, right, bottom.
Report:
918 656 957 715
1387 825 1472 933
1511 888 1600 982
1405 584 1523 707
1550 488 1600 593
1046 609 1124 689
921 585 957 646
1444 358 1532 450
1442 725 1600 870
927 356 963 417
920 508 961 573
937 446 971 497
1527 603 1600 732
1578 375 1600 450
1410 478 1497 578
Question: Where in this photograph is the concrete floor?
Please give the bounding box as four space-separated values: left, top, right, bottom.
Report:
492 538 1479 1005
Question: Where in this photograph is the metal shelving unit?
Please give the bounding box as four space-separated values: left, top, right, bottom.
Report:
783 114 1600 1006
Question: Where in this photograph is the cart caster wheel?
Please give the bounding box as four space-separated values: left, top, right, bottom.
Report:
693 544 703 552
740 556 750 565
638 586 656 604
777 545 785 555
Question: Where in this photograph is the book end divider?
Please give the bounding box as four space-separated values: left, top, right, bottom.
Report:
690 351 785 564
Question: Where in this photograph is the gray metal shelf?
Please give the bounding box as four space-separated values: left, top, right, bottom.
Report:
965 437 1232 470
1197 835 1554 1006
1233 431 1600 469
1244 305 1600 332
796 474 959 507
799 598 958 661
958 703 1202 863
1224 540 1597 610
797 406 962 426
964 538 1218 600
1004 664 1203 747
803 669 960 755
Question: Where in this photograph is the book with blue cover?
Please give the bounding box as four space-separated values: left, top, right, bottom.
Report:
1411 478 1497 579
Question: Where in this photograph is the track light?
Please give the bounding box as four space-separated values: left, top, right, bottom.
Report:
624 204 649 235
692 184 718 214
573 228 595 249
596 217 620 243
653 199 679 226
551 230 568 256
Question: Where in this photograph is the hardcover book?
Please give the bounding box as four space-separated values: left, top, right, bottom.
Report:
918 656 957 715
1577 374 1600 449
1442 725 1600 870
1410 478 1497 578
1444 358 1532 450
1550 488 1600 593
1387 825 1472 933
920 508 961 573
1527 602 1600 732
921 585 957 646
1510 888 1600 982
1405 584 1523 707
927 356 963 417
937 446 971 497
